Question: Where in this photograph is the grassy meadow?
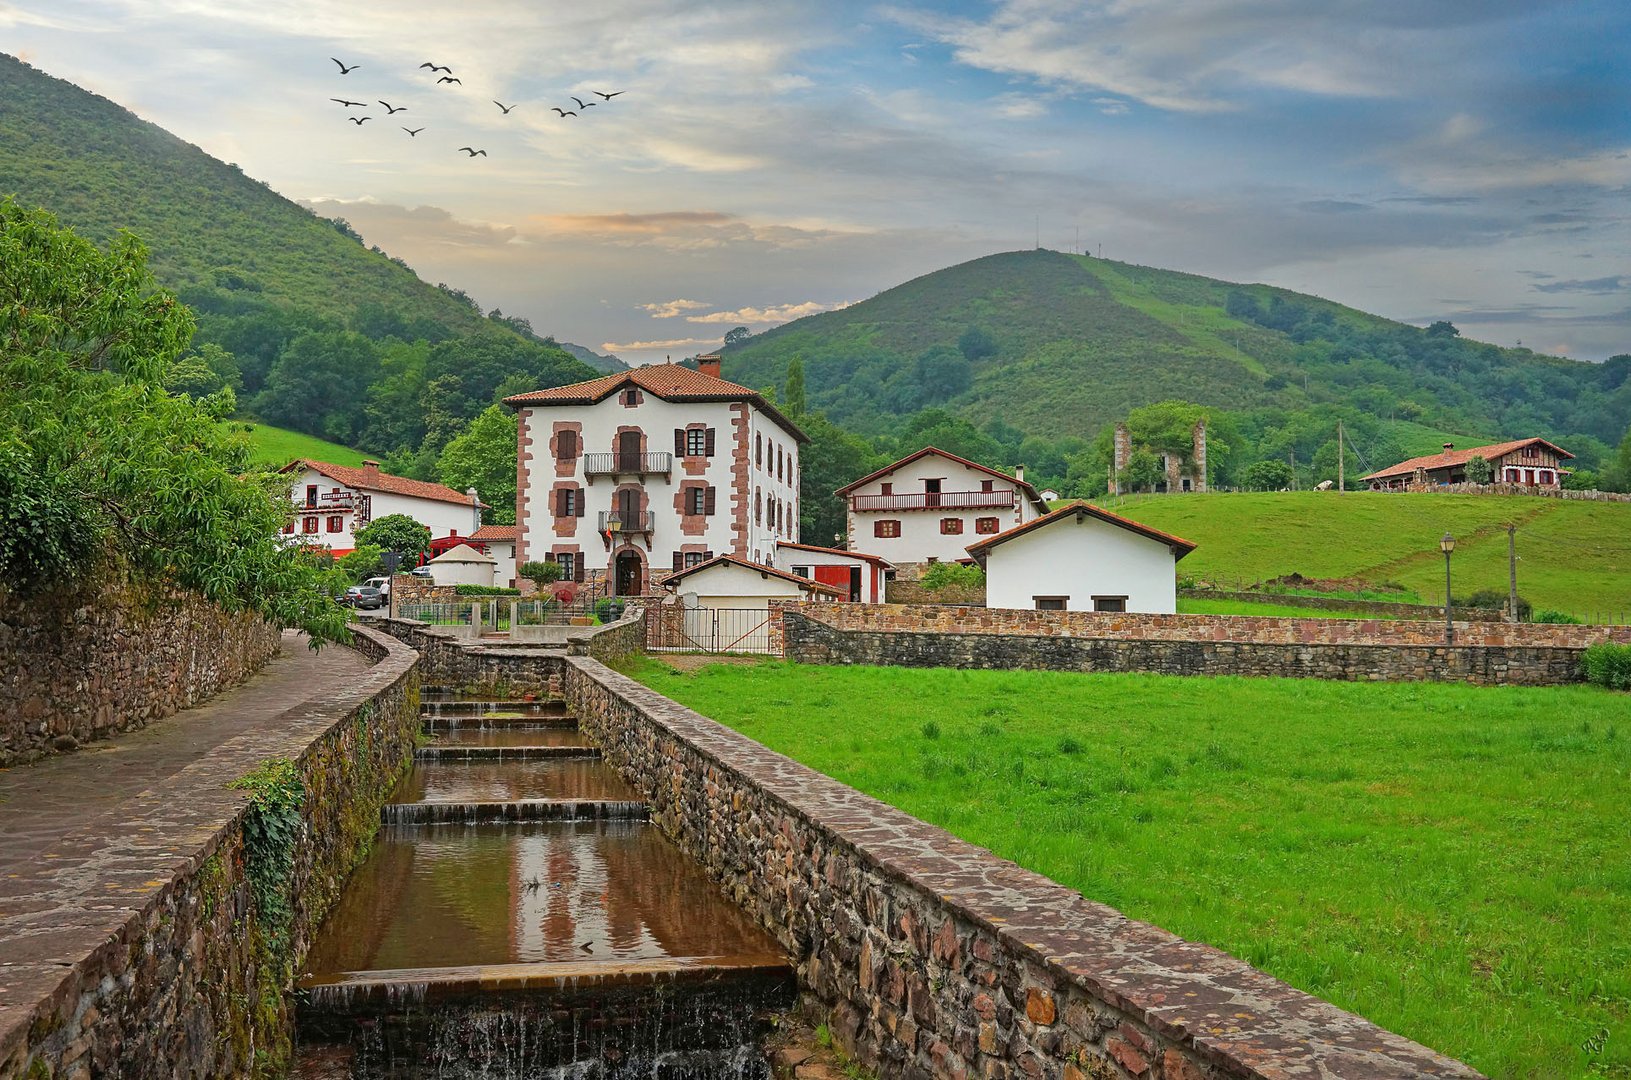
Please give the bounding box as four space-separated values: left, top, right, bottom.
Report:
1112 491 1631 617
620 657 1631 1079
237 422 373 468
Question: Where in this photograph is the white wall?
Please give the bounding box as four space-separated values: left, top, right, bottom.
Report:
845 454 1033 565
984 513 1180 613
776 546 888 603
428 557 496 588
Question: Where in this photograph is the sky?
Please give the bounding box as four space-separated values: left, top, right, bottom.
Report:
4 0 1629 365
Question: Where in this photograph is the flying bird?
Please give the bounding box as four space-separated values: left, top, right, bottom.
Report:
378 100 406 114
551 107 576 117
331 58 359 74
493 101 515 114
570 96 597 109
418 62 452 73
437 76 462 85
402 127 424 136
349 116 371 125
457 147 488 156
330 98 366 108
593 90 624 100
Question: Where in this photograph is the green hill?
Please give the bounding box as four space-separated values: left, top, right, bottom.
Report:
0 53 490 336
237 423 375 468
1108 491 1631 616
721 250 1630 453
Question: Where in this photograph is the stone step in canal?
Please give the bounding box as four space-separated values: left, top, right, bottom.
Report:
295 692 793 1079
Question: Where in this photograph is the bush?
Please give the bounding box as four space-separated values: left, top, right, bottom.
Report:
520 560 563 587
1530 610 1584 624
1455 589 1531 621
453 584 521 596
593 597 626 622
1582 642 1631 690
920 562 985 591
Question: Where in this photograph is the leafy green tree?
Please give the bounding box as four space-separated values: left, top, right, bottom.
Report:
896 408 1000 465
354 514 430 563
1243 459 1295 491
253 329 381 442
958 325 996 362
1117 448 1163 493
437 404 517 525
1602 427 1631 493
784 356 806 417
723 326 752 347
0 198 346 640
336 543 385 582
1464 455 1493 484
520 560 563 587
914 345 973 403
797 411 879 546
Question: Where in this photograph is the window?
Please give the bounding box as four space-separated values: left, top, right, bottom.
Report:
558 429 579 461
686 427 708 456
756 432 762 467
327 516 344 533
880 482 893 495
791 565 813 579
1092 596 1128 613
1034 596 1067 611
755 488 762 524
975 517 999 534
686 486 707 515
685 551 707 568
305 485 318 507
980 479 994 492
940 517 963 535
556 488 581 517
555 552 576 578
282 522 295 535
1540 470 1554 484
874 519 901 538
621 388 639 406
302 516 318 534
776 445 783 482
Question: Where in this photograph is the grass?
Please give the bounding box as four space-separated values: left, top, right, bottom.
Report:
619 658 1631 1079
1111 491 1631 617
236 422 374 468
1177 598 1404 619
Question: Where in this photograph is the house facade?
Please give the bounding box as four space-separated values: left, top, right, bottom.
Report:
777 541 892 603
281 459 483 557
506 357 806 596
966 501 1197 613
837 447 1048 568
1362 439 1573 490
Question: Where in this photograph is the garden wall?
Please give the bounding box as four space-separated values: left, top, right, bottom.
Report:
0 625 421 1080
774 603 1631 686
0 585 283 767
562 657 1482 1080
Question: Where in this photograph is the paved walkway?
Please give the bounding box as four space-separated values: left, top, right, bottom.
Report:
0 632 369 1038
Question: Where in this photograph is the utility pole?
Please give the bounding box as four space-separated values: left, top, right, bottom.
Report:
1338 419 1345 494
1508 524 1519 622
1290 448 1298 491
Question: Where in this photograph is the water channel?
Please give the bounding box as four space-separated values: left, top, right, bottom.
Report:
295 692 793 1079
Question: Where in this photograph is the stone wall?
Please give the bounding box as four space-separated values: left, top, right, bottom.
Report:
773 603 1630 686
1 625 421 1079
562 657 1481 1080
0 585 283 767
373 617 564 697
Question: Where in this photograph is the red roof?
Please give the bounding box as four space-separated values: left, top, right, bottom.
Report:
835 446 1047 510
661 554 846 598
502 362 807 443
1361 438 1574 481
776 541 894 568
965 500 1197 563
470 524 519 542
283 459 486 509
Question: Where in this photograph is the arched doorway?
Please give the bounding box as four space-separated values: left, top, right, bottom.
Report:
613 548 645 597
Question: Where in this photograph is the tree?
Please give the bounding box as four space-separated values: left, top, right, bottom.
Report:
1602 427 1631 493
520 560 563 587
1464 455 1492 484
1116 448 1163 493
253 329 381 442
354 514 431 564
437 404 518 525
957 325 996 362
784 357 806 417
914 345 973 403
796 411 879 545
723 326 752 347
1243 459 1295 491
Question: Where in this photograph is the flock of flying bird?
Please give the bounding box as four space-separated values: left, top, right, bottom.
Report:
327 56 624 158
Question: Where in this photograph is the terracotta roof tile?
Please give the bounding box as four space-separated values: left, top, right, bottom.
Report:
835 446 1047 510
470 525 519 541
965 500 1197 562
1361 438 1573 481
661 554 846 598
283 460 485 508
503 362 807 442
776 541 894 568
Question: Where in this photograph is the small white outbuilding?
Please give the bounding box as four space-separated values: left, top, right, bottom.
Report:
426 543 498 588
965 501 1197 613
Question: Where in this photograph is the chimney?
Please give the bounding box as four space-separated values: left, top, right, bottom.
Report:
362 459 381 482
467 486 482 532
1443 443 1454 452
1014 464 1025 484
696 353 722 379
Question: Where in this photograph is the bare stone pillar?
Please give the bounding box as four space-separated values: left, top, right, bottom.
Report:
1192 420 1208 493
1113 423 1131 495
1164 452 1182 492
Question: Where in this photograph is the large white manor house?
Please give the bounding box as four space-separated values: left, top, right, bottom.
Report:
505 356 805 596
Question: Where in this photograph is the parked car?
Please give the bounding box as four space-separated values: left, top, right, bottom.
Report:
363 576 391 598
341 585 384 610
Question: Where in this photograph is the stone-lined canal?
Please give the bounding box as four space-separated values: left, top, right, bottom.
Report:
295 692 793 1078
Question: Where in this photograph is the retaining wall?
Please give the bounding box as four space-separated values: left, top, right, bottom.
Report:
373 605 644 695
562 657 1482 1080
0 586 283 767
0 625 421 1079
774 603 1629 686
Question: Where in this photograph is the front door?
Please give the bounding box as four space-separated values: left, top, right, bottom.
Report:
615 552 643 596
925 478 942 508
617 431 641 473
616 488 642 531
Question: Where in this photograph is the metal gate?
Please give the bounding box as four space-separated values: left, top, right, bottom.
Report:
649 607 777 654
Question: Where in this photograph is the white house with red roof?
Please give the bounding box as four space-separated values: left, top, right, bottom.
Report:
280 459 483 557
776 541 893 603
965 501 1197 613
469 524 519 588
1361 438 1573 490
836 447 1048 569
504 356 805 597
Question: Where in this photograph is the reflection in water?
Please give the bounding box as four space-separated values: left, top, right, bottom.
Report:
303 822 778 974
388 761 639 804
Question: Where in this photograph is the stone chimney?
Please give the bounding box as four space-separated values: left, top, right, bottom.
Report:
1192 420 1208 493
696 353 722 379
467 486 482 532
1112 423 1132 495
362 459 381 483
1014 464 1025 484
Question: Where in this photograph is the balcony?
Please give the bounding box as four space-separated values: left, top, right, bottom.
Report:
583 452 673 481
299 492 363 512
849 490 1016 512
598 510 655 535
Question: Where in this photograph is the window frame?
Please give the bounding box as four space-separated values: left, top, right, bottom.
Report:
939 517 964 535
975 516 1000 534
686 427 708 457
874 519 902 538
1092 595 1129 613
1034 596 1067 611
302 516 319 534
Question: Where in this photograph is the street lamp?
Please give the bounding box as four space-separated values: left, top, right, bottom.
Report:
1440 533 1456 644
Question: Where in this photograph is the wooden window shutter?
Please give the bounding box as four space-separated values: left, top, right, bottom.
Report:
555 489 565 517
704 486 717 515
705 427 716 456
674 428 685 457
560 430 578 459
874 519 886 537
673 551 684 573
574 558 586 583
704 550 714 561
575 489 585 517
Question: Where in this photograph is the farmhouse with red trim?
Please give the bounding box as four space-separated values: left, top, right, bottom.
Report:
280 459 484 558
1362 439 1573 491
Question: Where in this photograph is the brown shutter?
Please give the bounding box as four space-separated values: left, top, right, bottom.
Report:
560 430 577 460
704 486 716 515
673 551 684 573
574 558 585 583
555 489 565 517
704 427 716 456
674 428 685 457
575 488 585 517
704 550 714 561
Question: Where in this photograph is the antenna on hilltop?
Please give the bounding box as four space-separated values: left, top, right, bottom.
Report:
1035 215 1040 250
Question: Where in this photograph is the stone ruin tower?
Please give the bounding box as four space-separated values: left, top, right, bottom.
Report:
1111 419 1207 495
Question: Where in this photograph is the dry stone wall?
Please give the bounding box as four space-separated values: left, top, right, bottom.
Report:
563 657 1482 1080
0 586 283 767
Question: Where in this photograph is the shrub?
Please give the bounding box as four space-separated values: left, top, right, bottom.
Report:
520 560 563 587
1530 610 1584 625
1582 642 1631 690
594 597 626 622
453 584 521 596
1455 589 1531 621
921 562 985 591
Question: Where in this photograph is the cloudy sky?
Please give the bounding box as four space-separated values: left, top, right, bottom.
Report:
5 0 1628 363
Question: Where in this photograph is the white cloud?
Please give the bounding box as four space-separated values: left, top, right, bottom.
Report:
684 300 854 325
640 299 712 318
600 335 722 353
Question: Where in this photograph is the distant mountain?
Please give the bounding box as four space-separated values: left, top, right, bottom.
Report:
721 249 1629 446
557 342 629 374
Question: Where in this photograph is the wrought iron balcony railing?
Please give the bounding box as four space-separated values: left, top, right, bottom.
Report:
583 452 673 478
849 490 1015 512
598 510 655 534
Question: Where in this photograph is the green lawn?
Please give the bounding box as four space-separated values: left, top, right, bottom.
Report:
1177 598 1405 619
235 421 374 468
1111 491 1631 617
619 658 1631 1079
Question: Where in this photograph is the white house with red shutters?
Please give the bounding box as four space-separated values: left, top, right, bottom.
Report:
280 459 483 557
836 447 1049 569
777 541 892 603
1361 438 1574 490
505 356 805 597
